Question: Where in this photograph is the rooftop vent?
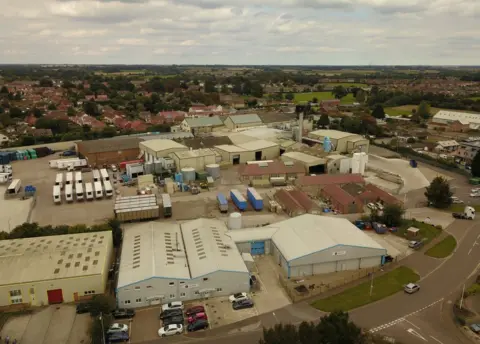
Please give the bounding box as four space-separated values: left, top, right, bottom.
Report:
65 263 71 268
54 268 60 274
258 162 268 167
75 262 80 267
93 260 98 265
83 266 88 271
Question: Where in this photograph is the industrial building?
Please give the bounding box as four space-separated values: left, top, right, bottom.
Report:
239 160 306 186
170 148 218 170
116 220 250 308
76 137 141 165
223 114 263 130
214 140 280 164
306 130 369 154
139 139 188 161
280 151 326 174
229 214 386 278
432 110 480 127
180 116 225 135
0 232 113 307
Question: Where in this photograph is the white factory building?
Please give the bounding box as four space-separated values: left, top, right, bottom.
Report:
139 139 188 161
170 148 218 170
214 139 280 165
116 220 250 308
432 110 480 127
0 232 113 307
228 215 387 278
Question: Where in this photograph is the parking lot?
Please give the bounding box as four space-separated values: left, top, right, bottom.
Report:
0 186 33 232
0 305 90 344
8 156 115 226
364 231 413 259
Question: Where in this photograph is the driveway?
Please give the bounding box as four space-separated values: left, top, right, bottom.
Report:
0 305 90 344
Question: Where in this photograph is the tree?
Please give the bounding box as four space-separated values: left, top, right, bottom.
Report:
9 107 23 118
381 204 405 227
472 151 480 177
67 106 76 117
89 294 115 317
47 103 57 110
312 97 318 103
204 80 216 93
356 90 366 103
250 82 264 98
0 86 8 94
38 78 54 87
417 101 431 120
84 101 100 117
331 86 348 99
425 176 453 209
371 104 385 119
285 93 294 101
108 218 123 248
317 114 330 128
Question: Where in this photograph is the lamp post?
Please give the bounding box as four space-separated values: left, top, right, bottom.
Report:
99 312 106 344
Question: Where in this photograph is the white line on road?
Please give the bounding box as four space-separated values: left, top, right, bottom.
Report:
404 319 420 330
430 335 445 344
407 328 428 341
468 248 473 255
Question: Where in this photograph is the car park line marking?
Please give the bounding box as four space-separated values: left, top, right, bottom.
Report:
407 328 427 341
429 335 444 344
403 319 420 330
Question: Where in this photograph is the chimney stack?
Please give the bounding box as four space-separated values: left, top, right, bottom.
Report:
298 112 304 143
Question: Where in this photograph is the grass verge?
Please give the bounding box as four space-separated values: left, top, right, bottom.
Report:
311 266 419 312
449 204 480 212
425 235 457 258
395 220 442 244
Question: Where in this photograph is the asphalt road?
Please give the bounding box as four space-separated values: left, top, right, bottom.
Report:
140 217 480 344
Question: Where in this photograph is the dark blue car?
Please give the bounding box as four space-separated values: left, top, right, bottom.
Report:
107 332 129 343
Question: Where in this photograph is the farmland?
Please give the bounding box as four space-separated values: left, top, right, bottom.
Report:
291 91 355 104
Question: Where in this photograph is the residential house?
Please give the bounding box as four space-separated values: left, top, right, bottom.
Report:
320 99 340 112
257 112 295 128
114 118 132 130
45 110 69 121
157 111 186 123
223 114 263 130
435 140 460 153
130 120 148 132
219 95 246 109
28 128 53 137
181 116 225 135
103 111 124 124
72 114 106 131
188 105 223 116
0 134 9 146
24 114 37 126
238 160 305 187
454 140 480 164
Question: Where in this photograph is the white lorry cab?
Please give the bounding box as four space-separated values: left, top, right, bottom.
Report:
65 172 73 187
100 168 110 182
94 181 103 199
65 184 74 202
85 182 94 200
75 183 84 201
55 173 63 189
53 185 61 204
92 169 101 183
104 180 113 198
75 172 82 186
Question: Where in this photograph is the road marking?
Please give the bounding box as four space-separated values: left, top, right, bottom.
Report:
407 328 427 341
430 335 444 344
272 312 278 322
468 248 473 255
404 318 420 330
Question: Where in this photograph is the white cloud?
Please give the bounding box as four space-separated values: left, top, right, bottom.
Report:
0 0 478 64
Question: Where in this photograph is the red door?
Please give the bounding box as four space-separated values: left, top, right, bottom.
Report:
47 289 64 304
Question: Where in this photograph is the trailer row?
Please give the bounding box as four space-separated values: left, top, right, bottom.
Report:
53 181 113 204
55 169 110 189
216 187 264 212
114 194 165 222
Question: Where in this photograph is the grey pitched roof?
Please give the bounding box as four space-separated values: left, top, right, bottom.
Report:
185 116 223 128
228 114 262 124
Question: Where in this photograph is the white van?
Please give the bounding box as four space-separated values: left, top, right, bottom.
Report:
6 179 21 194
92 169 101 183
100 168 110 182
65 184 74 202
55 173 63 189
94 181 103 199
75 171 82 186
53 185 61 204
65 172 73 187
104 180 113 198
76 183 84 201
85 182 94 200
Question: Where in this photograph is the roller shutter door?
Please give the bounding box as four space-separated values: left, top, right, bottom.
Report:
47 289 64 304
336 259 360 271
360 256 381 268
313 262 336 274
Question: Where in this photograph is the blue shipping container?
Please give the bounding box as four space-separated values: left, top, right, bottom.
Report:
247 187 263 210
217 193 228 212
230 189 247 211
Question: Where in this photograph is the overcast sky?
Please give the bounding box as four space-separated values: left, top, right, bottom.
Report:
1 0 479 65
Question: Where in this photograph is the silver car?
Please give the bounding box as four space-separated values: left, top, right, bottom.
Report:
404 283 420 294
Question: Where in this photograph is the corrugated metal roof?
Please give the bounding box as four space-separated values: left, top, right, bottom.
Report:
322 184 356 205
185 116 223 128
228 114 262 124
309 129 359 140
239 160 305 176
297 174 365 186
77 137 141 154
139 139 187 152
275 189 306 215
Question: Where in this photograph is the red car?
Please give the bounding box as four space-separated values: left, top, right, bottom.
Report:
185 306 205 317
188 312 207 324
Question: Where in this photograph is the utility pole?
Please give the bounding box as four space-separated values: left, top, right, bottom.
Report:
99 312 106 344
460 284 466 310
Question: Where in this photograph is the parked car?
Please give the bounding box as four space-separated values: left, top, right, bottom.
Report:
60 150 76 157
375 203 384 210
367 203 377 210
162 301 184 312
188 312 207 323
158 324 183 337
160 308 183 319
250 275 257 286
232 299 254 310
383 255 394 263
470 193 480 197
112 308 135 319
451 196 463 204
229 292 248 303
111 164 118 172
404 283 420 294
408 240 424 250
187 319 209 332
470 323 480 334
76 302 92 314
107 323 129 334
107 332 129 343
185 305 205 316
163 315 185 326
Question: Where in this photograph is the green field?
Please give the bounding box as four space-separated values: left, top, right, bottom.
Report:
311 266 419 312
425 235 457 258
470 96 480 101
449 204 480 212
292 91 355 104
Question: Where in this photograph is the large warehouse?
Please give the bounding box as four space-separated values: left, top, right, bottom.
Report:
306 130 369 154
228 215 386 278
116 220 250 308
139 139 188 161
76 137 141 165
214 139 280 164
0 232 113 307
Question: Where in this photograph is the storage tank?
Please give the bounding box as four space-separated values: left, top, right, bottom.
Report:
174 172 183 183
359 152 368 175
228 212 242 230
144 162 154 175
351 153 361 174
206 164 221 179
181 167 196 183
